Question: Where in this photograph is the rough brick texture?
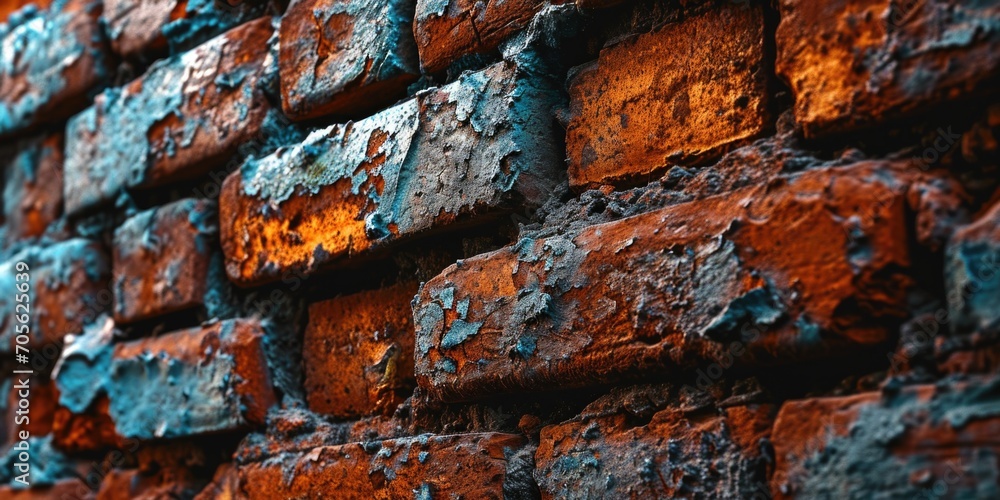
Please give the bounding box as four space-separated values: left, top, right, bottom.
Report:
112 198 222 324
221 60 561 287
777 0 1000 137
107 319 276 440
0 239 110 354
103 0 264 60
279 0 419 120
0 0 110 138
6 0 1000 497
64 17 275 216
1 133 63 246
567 4 771 189
303 282 419 418
414 162 938 401
238 432 533 498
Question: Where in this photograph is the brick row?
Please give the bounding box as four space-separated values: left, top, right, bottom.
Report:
106 319 276 440
0 239 110 355
221 60 562 287
0 0 111 138
1 132 63 247
567 4 771 189
536 385 774 499
112 198 225 324
279 0 420 120
776 0 1000 137
238 432 533 498
103 0 264 60
413 162 954 402
771 378 1000 498
64 17 275 216
303 281 419 419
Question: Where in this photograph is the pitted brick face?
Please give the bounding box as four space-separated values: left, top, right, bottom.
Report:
412 162 961 402
220 60 563 287
279 0 420 120
566 4 771 189
303 282 419 419
0 0 111 138
63 17 275 216
112 198 222 324
1 132 63 247
776 0 1000 137
103 0 264 60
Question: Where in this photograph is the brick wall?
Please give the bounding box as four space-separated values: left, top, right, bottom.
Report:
1 0 999 498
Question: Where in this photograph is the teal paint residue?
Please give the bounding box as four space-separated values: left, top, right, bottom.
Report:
0 0 88 135
701 287 785 341
161 0 262 56
435 357 456 373
53 316 116 413
440 319 482 349
0 436 76 488
415 303 444 355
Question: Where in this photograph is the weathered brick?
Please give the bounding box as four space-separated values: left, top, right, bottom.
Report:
946 199 1000 336
0 0 110 138
221 60 561 287
413 162 943 401
112 198 224 324
776 0 1000 137
567 4 771 189
103 0 264 60
64 17 275 216
0 239 110 354
771 378 1000 498
52 396 123 454
193 464 239 500
304 282 419 419
1 133 63 247
279 0 419 120
238 432 534 498
413 0 535 74
536 385 774 499
107 319 276 440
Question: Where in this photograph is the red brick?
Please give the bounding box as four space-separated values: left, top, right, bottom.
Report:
221 60 561 287
107 319 276 440
96 468 208 500
414 0 539 74
103 0 263 60
279 0 419 120
536 385 774 499
771 379 1000 498
63 17 275 216
238 432 533 498
0 0 111 138
0 239 111 354
193 464 240 500
2 133 64 246
304 282 419 419
112 198 221 324
52 396 124 454
776 0 1000 137
413 162 949 401
567 4 771 189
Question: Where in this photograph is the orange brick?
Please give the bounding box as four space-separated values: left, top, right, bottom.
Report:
2 133 64 247
0 0 111 138
107 319 276 440
221 60 561 287
112 199 223 324
776 0 1000 137
771 379 1000 498
238 432 533 498
413 162 947 401
566 4 771 189
279 0 419 120
64 17 275 216
304 282 419 419
103 0 263 59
